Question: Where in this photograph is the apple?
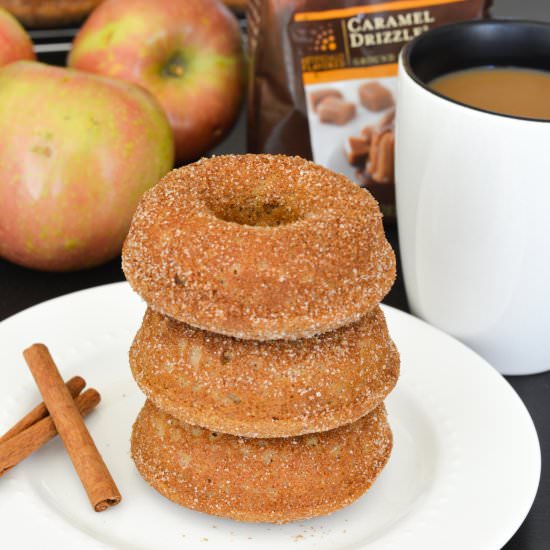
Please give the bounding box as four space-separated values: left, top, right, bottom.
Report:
0 7 35 66
69 0 245 165
0 61 174 271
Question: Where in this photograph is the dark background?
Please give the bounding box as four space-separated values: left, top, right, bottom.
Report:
0 1 548 548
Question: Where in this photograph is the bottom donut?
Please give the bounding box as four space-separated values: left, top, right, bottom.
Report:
131 400 393 523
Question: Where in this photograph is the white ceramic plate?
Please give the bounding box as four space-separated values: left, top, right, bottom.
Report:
0 282 540 550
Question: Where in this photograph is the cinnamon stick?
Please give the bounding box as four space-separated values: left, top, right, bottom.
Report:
23 344 121 512
0 389 100 477
0 376 85 444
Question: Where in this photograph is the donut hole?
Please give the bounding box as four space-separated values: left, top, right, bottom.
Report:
208 197 301 227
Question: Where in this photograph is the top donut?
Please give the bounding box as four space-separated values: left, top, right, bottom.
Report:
122 155 395 340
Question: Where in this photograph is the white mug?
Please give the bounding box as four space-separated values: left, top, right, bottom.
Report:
395 20 550 375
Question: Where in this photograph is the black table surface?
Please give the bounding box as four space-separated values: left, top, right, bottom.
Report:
0 226 547 549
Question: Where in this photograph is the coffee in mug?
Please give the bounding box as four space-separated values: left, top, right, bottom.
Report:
430 67 550 120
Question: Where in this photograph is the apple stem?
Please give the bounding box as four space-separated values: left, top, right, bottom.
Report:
164 53 186 78
168 65 184 77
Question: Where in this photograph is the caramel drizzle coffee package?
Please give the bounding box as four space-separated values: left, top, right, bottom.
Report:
248 0 491 220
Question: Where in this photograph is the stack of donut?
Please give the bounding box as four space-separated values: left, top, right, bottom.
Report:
122 154 399 523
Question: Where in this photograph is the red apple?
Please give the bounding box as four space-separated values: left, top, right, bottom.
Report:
68 0 245 165
0 7 35 66
0 61 174 271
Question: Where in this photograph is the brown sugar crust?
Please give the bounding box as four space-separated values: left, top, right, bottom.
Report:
130 307 399 437
122 154 396 340
131 400 393 523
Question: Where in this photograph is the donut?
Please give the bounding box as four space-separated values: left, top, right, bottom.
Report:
131 400 393 523
130 307 399 437
122 154 396 340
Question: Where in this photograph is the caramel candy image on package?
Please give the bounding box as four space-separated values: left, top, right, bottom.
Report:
310 89 343 112
369 130 395 184
359 82 394 112
361 126 373 140
317 97 356 125
375 108 395 132
349 107 395 185
345 135 370 165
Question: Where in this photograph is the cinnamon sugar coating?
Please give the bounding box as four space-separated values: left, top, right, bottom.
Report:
130 307 399 437
122 154 396 340
131 400 393 523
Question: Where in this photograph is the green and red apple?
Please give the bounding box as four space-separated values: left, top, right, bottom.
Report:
0 61 174 271
0 7 35 66
69 0 245 165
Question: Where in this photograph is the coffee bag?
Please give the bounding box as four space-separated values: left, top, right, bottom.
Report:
248 0 491 220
